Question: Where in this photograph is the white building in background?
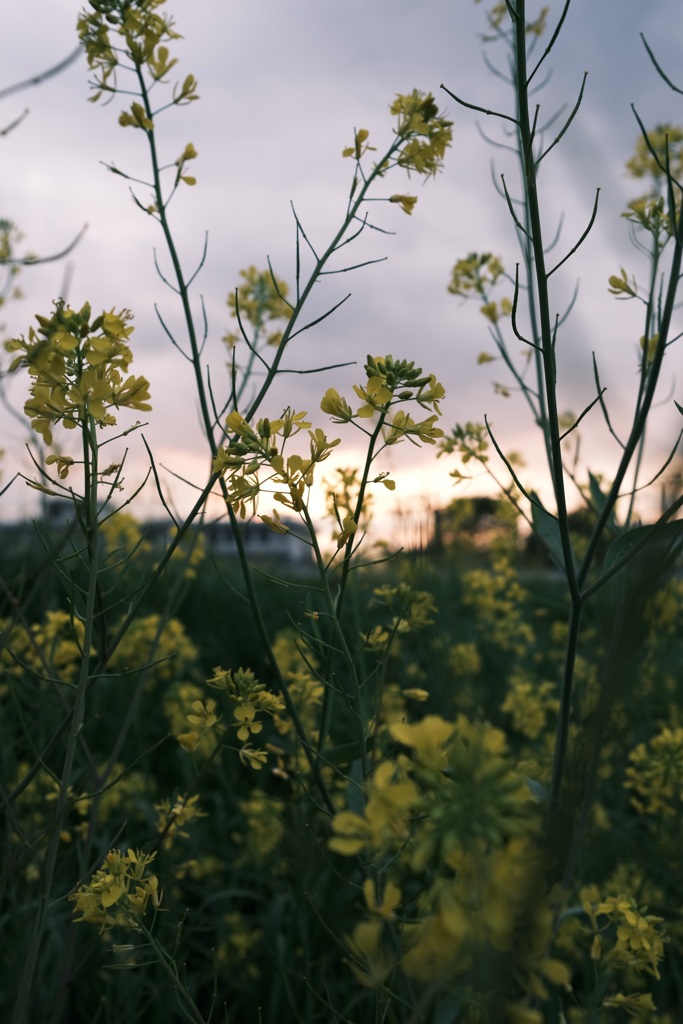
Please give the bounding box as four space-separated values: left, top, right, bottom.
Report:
196 516 313 567
1 499 314 569
1 496 440 564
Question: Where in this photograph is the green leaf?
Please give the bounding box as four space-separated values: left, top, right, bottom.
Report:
530 491 571 572
600 520 683 608
587 471 619 533
319 736 374 768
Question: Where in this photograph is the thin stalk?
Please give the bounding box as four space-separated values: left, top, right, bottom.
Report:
303 505 372 787
12 418 101 1024
243 139 409 425
134 62 408 807
336 415 388 628
577 203 683 587
512 1 583 849
135 69 332 797
135 64 214 443
134 918 207 1024
317 411 388 754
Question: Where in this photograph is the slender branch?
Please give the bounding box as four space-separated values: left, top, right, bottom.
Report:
440 84 519 125
0 46 82 101
546 188 600 277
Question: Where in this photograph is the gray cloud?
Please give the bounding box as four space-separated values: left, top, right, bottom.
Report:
1 0 681 529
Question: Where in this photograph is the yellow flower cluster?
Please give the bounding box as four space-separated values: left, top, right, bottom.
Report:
474 0 549 39
93 763 151 832
625 725 683 817
325 466 375 546
272 669 322 742
372 582 437 633
233 790 286 866
462 556 536 657
5 302 151 447
212 407 339 519
437 421 490 480
622 195 675 243
100 511 152 563
501 671 559 741
481 297 513 324
77 0 195 105
448 251 514 334
155 793 206 848
69 848 161 933
177 699 220 753
206 666 285 769
390 90 453 178
164 682 214 755
216 911 263 983
223 265 291 349
448 641 482 677
331 714 535 862
8 761 90 877
626 123 683 183
582 890 667 980
321 354 445 449
342 90 452 185
330 758 418 858
449 252 506 298
330 711 572 1010
0 610 88 686
212 357 445 530
110 614 199 686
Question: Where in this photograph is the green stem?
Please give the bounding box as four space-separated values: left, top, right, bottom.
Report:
135 65 214 446
134 918 207 1024
242 143 407 425
577 204 683 587
133 62 408 808
317 412 388 754
513 3 583 855
12 418 101 1024
303 505 372 788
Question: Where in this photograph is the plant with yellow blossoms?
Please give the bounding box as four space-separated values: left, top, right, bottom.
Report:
5 1 683 1023
6 301 150 449
69 848 161 934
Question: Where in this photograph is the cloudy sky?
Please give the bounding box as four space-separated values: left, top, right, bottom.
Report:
2 0 683 541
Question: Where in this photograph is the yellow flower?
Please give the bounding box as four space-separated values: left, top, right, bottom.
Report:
320 387 354 422
233 703 262 742
155 794 206 847
225 265 291 333
329 761 419 856
176 142 198 163
118 101 154 131
402 687 429 702
362 878 402 920
7 302 151 443
389 194 418 214
390 90 453 178
603 992 657 1015
177 731 200 753
238 745 268 770
341 127 375 161
390 715 454 771
584 892 666 980
70 849 161 933
345 920 394 987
